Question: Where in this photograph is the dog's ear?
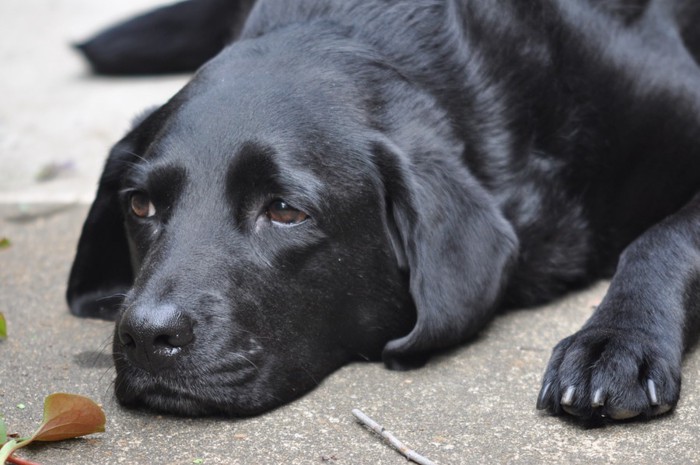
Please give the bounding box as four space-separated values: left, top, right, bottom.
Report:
66 140 138 320
374 140 519 370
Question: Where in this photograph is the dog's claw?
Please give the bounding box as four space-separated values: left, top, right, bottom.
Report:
561 386 575 406
560 386 579 415
647 379 659 406
591 388 605 408
536 382 551 410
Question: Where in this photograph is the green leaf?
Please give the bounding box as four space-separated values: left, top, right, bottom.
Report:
0 312 5 339
0 237 9 249
0 439 21 464
0 416 7 444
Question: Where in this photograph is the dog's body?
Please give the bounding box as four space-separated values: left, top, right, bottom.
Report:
69 0 700 420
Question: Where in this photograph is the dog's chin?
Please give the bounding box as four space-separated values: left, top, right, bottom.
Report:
113 361 285 417
116 387 225 417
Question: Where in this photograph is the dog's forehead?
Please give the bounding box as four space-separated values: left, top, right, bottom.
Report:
153 72 342 163
148 101 333 188
171 36 373 146
128 40 383 205
140 75 373 183
132 100 345 212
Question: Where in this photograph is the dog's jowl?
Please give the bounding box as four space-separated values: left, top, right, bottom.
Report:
68 0 700 419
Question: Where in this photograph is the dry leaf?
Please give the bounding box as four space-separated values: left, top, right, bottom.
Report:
32 393 106 442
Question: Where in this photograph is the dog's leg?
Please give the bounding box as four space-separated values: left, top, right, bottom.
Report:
76 0 256 75
537 192 700 420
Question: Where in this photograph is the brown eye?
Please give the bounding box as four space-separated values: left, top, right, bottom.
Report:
130 192 156 218
266 199 308 225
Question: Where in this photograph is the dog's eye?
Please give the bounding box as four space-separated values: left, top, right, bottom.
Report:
130 192 156 218
266 199 308 225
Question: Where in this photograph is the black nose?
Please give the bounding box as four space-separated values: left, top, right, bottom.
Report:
118 303 194 373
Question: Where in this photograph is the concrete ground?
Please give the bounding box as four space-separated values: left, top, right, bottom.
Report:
0 1 698 464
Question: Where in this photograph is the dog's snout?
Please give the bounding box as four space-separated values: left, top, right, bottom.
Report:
118 303 194 373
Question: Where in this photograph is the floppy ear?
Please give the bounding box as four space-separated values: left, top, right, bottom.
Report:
374 140 519 370
66 140 137 320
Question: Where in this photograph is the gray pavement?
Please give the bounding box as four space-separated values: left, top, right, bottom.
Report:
1 1 699 464
2 205 699 464
0 0 188 203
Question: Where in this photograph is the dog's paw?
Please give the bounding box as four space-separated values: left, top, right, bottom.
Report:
536 326 681 420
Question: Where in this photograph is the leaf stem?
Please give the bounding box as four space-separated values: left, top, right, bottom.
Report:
6 453 42 465
0 417 7 444
0 440 20 464
0 439 33 465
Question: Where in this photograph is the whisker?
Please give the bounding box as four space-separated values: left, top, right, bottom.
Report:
235 327 280 342
95 293 128 303
231 353 260 372
122 150 151 165
300 365 319 386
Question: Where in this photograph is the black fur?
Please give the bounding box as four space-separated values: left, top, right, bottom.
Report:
69 0 700 419
76 0 256 75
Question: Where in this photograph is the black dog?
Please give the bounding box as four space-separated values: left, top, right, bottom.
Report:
68 0 700 420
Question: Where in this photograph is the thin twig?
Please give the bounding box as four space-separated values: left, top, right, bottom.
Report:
352 409 437 465
6 453 42 465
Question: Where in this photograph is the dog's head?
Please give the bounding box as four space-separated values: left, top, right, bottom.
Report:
67 34 517 415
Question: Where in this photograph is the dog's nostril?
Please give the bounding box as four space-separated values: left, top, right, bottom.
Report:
153 335 184 357
149 322 194 359
153 329 194 351
120 331 136 348
164 328 194 348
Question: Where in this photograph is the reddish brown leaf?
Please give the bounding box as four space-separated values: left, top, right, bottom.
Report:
32 393 106 442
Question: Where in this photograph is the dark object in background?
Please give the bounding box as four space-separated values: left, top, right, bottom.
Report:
76 0 255 75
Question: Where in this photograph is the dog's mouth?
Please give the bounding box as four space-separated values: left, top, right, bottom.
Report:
114 365 276 416
116 373 260 416
112 345 273 416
